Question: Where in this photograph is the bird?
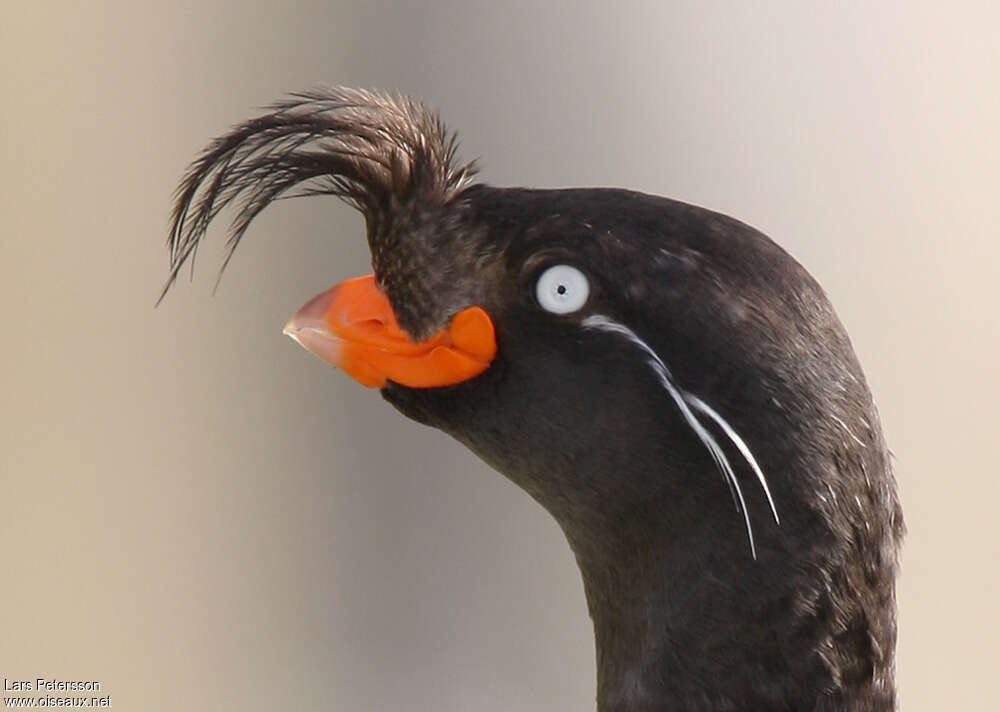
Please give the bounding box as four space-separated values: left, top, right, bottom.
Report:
162 87 903 712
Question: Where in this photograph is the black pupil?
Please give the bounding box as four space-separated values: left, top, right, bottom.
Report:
556 284 567 295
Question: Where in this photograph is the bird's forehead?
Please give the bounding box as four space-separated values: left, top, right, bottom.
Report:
369 199 501 339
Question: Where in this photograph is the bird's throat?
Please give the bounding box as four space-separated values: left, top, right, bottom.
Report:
569 517 717 712
563 501 845 712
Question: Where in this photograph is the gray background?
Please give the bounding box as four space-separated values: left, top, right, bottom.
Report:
2 2 997 710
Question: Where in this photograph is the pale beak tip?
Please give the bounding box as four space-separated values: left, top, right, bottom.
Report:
283 285 349 371
282 319 343 369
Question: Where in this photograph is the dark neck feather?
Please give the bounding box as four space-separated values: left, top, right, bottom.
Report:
561 446 900 712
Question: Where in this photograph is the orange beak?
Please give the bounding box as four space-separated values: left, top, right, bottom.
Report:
283 274 497 388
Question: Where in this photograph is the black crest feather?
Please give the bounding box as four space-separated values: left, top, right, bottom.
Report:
159 86 478 303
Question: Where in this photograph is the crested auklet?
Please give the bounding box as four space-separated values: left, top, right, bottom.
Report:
162 87 903 712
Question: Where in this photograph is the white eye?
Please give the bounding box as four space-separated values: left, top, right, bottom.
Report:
535 264 590 314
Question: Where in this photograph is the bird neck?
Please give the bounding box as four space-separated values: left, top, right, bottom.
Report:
576 537 680 712
562 495 896 712
569 509 741 712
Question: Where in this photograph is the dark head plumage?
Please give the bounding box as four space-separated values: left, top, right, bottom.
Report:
163 86 903 712
161 87 478 326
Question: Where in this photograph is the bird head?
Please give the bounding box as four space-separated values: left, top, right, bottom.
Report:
163 87 902 711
